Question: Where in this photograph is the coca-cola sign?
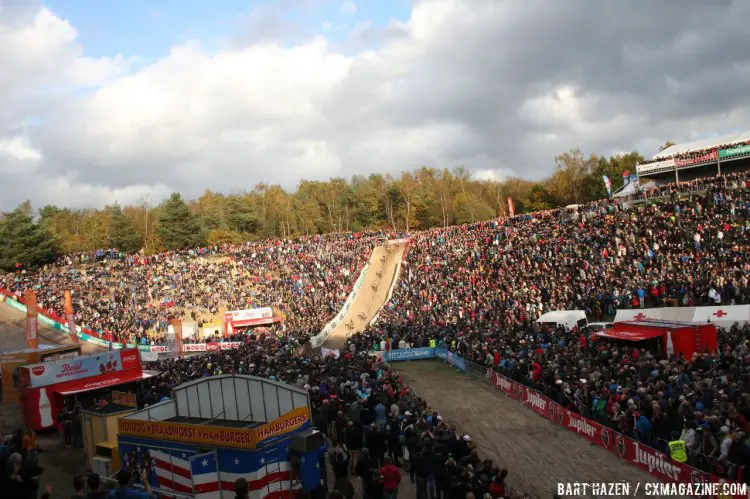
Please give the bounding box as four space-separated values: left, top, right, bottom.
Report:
22 349 141 388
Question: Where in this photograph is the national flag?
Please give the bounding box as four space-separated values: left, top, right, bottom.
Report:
209 441 302 499
149 448 195 495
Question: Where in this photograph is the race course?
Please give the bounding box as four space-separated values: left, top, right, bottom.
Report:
396 360 653 499
0 299 103 355
323 241 406 350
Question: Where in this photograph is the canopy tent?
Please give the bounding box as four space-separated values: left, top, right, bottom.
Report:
536 310 587 330
595 319 717 359
55 369 158 396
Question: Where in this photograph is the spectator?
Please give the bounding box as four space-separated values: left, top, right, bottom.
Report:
86 473 108 499
72 474 86 499
380 456 402 499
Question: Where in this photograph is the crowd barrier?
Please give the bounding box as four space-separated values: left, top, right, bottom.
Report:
383 347 746 497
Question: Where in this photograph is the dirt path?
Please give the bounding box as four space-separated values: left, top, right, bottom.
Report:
323 242 406 350
396 360 654 499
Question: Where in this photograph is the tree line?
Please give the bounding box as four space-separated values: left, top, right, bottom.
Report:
0 149 644 271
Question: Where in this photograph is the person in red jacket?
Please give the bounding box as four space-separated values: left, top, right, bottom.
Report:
379 456 402 499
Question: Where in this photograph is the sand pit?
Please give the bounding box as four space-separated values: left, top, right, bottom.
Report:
323 242 406 350
396 360 654 499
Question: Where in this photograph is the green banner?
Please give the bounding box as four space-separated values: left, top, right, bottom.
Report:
719 144 750 158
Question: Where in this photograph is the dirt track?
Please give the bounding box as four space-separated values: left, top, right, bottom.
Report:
324 242 406 350
396 360 653 499
0 299 102 354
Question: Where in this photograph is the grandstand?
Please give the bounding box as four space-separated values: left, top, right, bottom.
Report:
637 130 750 183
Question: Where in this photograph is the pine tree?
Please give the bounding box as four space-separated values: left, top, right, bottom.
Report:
156 193 204 250
0 204 60 271
109 203 142 253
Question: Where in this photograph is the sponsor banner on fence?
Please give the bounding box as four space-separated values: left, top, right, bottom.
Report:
181 342 243 353
446 351 467 371
383 347 435 362
386 347 740 495
22 349 140 388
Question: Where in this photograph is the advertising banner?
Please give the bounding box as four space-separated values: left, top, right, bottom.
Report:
675 150 718 167
719 144 750 159
446 351 467 371
384 348 742 495
63 290 79 344
25 290 38 349
118 407 310 449
636 158 675 175
383 347 435 362
22 349 140 388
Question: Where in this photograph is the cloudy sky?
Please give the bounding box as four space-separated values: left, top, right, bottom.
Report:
1 0 748 210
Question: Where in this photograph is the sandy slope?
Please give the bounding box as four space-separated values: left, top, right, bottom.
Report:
323 242 406 350
0 300 103 354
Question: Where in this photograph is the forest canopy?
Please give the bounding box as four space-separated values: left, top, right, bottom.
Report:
0 149 643 270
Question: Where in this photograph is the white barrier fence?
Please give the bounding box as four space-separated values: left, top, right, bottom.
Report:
310 262 370 349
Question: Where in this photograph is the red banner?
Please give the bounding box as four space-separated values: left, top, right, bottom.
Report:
25 290 39 349
170 319 184 358
507 197 515 217
675 150 718 167
486 370 743 496
64 290 80 344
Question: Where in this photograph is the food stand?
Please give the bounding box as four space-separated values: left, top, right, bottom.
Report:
0 344 82 404
16 348 157 431
116 374 326 498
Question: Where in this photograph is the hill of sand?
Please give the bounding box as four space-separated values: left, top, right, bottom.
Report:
323 242 406 350
0 300 103 355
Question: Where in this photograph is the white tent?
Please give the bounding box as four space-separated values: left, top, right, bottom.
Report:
537 310 587 330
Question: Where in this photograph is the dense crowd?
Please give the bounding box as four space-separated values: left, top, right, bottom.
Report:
1 234 374 344
140 333 521 499
2 170 750 495
356 171 750 479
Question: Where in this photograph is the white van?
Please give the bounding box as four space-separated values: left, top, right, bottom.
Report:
536 310 588 330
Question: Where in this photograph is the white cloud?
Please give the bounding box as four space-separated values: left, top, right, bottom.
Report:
0 136 42 162
340 1 357 17
1 1 750 210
